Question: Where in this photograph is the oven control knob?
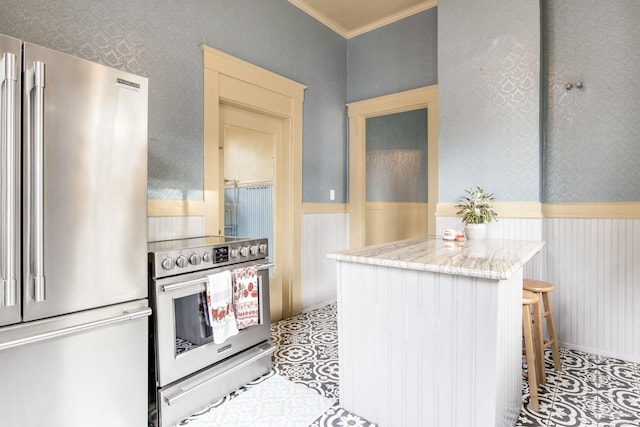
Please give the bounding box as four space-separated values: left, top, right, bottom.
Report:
176 255 188 268
250 245 259 255
258 244 267 254
230 249 240 258
161 257 175 270
189 253 202 265
202 252 212 263
240 247 250 257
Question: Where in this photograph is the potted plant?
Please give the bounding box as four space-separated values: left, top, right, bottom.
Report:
455 186 498 239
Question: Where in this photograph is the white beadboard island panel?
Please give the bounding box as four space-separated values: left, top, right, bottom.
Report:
329 237 543 426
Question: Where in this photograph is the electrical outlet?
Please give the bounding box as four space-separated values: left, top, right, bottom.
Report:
330 189 335 201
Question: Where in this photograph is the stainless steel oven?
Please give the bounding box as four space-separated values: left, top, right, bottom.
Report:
148 236 274 427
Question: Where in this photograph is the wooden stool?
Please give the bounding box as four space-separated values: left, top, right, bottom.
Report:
522 290 540 411
523 279 562 379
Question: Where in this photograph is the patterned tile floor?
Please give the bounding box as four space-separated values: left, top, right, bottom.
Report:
184 303 640 426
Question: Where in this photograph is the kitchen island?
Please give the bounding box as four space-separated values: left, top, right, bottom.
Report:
327 236 544 427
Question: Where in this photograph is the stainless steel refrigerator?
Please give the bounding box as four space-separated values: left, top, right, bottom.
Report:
0 34 150 426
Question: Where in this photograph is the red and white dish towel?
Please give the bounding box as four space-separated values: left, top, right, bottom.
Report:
205 270 239 344
232 265 260 329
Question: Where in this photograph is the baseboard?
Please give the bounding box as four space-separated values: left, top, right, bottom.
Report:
301 299 336 313
559 341 639 364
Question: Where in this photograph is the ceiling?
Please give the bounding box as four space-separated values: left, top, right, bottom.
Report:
288 0 437 39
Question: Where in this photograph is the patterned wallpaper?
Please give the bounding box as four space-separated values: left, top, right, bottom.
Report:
1 0 206 200
439 0 640 203
543 0 640 202
6 1 635 204
438 0 541 203
0 0 348 203
347 8 438 103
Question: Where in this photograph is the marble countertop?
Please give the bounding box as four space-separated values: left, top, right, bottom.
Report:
327 236 545 280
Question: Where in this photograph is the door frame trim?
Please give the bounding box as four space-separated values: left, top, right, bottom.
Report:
201 45 306 320
346 85 438 248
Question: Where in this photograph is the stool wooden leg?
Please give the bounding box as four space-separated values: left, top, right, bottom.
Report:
542 292 562 372
532 298 546 385
523 305 539 411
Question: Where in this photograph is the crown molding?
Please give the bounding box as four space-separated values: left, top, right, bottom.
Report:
288 0 437 39
288 0 351 38
347 1 438 39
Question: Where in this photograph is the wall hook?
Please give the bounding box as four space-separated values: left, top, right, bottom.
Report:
565 81 584 91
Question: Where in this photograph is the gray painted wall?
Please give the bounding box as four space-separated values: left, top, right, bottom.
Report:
543 0 640 203
0 0 347 203
347 8 438 103
438 0 541 203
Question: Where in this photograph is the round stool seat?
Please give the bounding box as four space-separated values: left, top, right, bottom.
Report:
523 279 554 293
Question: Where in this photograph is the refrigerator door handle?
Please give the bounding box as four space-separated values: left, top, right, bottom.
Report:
0 306 151 352
1 52 18 307
27 61 46 302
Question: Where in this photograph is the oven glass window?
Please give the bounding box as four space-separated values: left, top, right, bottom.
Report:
174 292 213 355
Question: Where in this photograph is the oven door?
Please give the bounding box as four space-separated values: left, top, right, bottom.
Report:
151 261 272 387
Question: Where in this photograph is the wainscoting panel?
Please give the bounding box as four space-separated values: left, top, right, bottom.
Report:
544 218 640 362
436 216 543 240
147 216 204 242
437 215 639 362
302 213 348 310
148 214 639 362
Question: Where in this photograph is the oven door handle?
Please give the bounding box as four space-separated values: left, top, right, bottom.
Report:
163 343 276 406
257 262 274 271
161 262 274 293
161 278 206 293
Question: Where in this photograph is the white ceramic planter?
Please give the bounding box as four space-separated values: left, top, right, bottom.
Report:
465 223 487 240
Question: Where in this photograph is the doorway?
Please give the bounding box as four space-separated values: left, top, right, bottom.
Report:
347 85 438 248
220 105 283 319
201 44 306 322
